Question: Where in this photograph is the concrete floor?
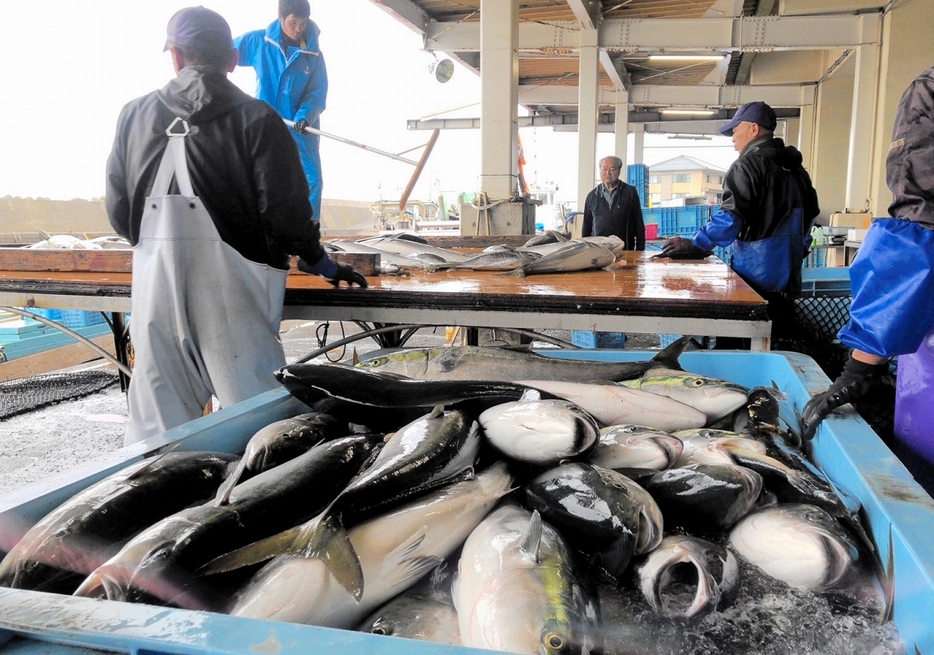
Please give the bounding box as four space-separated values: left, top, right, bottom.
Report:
0 320 661 496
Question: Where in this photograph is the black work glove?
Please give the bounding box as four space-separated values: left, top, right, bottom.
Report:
324 261 368 288
658 236 710 259
293 118 309 134
801 356 888 440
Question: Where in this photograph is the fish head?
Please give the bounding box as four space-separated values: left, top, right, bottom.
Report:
353 349 436 378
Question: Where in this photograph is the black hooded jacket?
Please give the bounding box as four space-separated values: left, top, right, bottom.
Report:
719 136 820 243
105 65 327 270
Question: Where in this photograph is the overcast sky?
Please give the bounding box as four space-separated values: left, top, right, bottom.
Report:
0 1 737 207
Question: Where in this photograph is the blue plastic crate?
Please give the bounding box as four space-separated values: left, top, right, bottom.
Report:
658 333 682 348
627 164 649 206
0 352 928 654
571 330 627 348
25 308 105 328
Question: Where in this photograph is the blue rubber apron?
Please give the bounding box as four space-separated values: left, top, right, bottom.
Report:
125 118 288 445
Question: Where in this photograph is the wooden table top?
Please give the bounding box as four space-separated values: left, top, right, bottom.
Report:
0 250 767 322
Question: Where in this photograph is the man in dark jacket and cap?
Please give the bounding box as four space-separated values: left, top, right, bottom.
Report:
106 6 367 445
660 101 820 343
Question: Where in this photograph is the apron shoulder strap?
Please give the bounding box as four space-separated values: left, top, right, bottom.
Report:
150 117 195 197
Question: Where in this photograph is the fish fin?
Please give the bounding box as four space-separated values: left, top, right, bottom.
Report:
503 267 526 277
196 525 305 577
382 527 444 586
126 443 181 480
303 514 365 602
519 387 542 402
520 510 544 563
650 335 691 371
429 405 445 419
352 349 360 366
213 457 247 506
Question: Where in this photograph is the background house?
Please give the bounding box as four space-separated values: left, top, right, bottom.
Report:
648 155 726 206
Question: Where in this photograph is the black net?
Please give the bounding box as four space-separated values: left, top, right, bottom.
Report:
772 295 896 444
0 370 119 420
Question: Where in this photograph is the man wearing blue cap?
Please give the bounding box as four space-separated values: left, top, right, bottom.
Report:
660 100 820 343
234 0 327 221
106 6 367 445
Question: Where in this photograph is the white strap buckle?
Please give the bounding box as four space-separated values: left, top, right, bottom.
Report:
166 117 190 138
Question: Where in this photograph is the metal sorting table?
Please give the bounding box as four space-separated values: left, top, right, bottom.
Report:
0 248 772 351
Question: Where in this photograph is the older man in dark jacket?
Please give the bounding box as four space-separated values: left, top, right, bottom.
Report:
581 156 645 250
106 6 366 444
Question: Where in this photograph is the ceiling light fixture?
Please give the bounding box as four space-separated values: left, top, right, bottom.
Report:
660 109 716 116
648 55 725 62
668 134 713 141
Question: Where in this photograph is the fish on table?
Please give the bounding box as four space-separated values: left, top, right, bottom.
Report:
507 240 617 277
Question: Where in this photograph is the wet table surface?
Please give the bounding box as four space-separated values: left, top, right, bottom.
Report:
0 251 770 347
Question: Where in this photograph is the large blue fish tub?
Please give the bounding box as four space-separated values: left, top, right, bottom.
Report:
0 350 930 654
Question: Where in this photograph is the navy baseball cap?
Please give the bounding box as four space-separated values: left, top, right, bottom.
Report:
164 6 232 52
718 101 777 136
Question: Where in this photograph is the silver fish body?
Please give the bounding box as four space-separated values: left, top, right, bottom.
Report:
229 462 513 628
508 240 616 277
479 398 599 466
71 436 378 610
728 503 860 591
354 342 689 383
455 504 601 655
620 373 749 424
0 451 238 595
636 534 740 619
589 424 684 472
517 379 707 432
356 235 468 263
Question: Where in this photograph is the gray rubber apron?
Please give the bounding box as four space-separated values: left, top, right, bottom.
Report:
125 118 287 445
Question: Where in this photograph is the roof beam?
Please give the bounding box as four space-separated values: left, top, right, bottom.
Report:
599 50 631 91
566 0 601 30
405 107 801 132
518 84 817 108
424 14 881 52
368 0 430 34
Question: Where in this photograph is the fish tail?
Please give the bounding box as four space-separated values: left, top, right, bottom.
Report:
502 266 527 277
303 514 366 602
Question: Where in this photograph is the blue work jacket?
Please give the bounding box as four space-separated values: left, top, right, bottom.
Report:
234 19 328 218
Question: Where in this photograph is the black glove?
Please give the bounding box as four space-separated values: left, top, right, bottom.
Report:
658 236 709 259
801 356 888 440
293 119 309 134
325 261 368 288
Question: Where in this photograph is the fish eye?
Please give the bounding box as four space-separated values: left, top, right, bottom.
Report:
691 378 705 387
544 632 566 650
371 625 391 635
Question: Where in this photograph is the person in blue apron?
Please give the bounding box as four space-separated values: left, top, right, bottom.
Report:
802 66 934 493
234 0 327 221
660 101 821 344
105 6 367 446
581 156 646 251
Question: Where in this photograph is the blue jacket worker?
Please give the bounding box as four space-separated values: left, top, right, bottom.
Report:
106 6 366 445
802 66 934 493
582 156 645 250
660 101 820 341
234 0 327 220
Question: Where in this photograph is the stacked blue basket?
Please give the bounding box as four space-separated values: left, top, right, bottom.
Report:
626 164 649 207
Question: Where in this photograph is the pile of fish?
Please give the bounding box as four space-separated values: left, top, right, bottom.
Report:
0 340 894 654
324 230 623 276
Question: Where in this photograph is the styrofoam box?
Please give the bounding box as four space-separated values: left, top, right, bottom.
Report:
0 351 931 654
